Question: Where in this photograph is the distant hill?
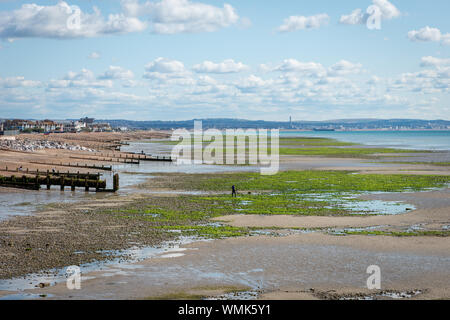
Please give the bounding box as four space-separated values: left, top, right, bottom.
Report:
98 118 450 130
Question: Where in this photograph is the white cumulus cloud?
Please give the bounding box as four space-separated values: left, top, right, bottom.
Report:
408 26 450 45
0 76 41 88
144 57 191 81
122 0 239 34
420 56 450 68
277 13 329 33
340 9 364 25
340 0 400 25
145 57 186 73
192 59 248 74
373 0 401 19
48 68 113 88
274 59 327 78
0 2 146 39
98 66 134 80
328 60 363 76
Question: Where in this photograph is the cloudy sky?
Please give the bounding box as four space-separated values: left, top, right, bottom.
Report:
0 0 449 121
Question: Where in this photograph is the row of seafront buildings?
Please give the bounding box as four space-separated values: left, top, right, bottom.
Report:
0 118 112 136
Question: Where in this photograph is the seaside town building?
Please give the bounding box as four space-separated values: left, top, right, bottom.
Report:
0 118 111 134
60 120 86 133
90 123 112 132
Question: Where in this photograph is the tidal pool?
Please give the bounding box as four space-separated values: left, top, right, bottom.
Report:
301 192 415 215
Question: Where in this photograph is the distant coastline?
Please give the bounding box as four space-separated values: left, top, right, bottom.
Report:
282 128 450 132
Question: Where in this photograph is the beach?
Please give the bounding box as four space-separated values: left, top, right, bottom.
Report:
0 131 449 300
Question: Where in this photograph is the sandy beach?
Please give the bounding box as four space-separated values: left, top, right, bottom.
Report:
0 133 449 300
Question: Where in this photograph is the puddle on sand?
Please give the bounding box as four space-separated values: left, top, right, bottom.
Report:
406 224 425 232
341 199 415 215
301 192 415 215
160 253 185 258
0 187 111 221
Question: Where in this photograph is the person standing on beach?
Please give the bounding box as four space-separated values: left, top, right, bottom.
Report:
232 185 237 197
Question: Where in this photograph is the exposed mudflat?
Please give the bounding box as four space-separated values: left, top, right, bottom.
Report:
0 137 449 300
28 232 450 300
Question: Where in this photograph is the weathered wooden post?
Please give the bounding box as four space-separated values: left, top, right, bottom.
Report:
71 177 75 191
60 176 65 191
85 178 89 192
46 175 51 190
113 173 119 192
35 175 40 190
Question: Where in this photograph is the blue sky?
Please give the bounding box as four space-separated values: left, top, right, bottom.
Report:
0 0 449 121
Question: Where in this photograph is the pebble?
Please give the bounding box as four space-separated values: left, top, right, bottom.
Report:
0 139 95 152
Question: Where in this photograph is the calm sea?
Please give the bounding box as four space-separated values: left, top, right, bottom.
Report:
280 130 450 151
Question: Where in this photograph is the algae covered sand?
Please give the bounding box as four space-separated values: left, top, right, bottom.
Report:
142 170 450 193
2 164 450 281
127 170 450 236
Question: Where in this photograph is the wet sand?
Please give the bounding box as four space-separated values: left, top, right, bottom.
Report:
29 232 450 300
0 193 174 280
0 185 448 300
0 137 449 300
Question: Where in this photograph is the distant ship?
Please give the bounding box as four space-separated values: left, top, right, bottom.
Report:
313 128 335 132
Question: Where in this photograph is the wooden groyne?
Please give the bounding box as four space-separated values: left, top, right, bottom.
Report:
1 167 101 180
0 174 119 192
28 161 112 171
69 156 140 164
93 151 173 162
120 151 173 162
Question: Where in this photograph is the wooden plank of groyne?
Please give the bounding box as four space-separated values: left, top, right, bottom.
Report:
118 151 173 162
28 161 112 171
68 156 139 164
